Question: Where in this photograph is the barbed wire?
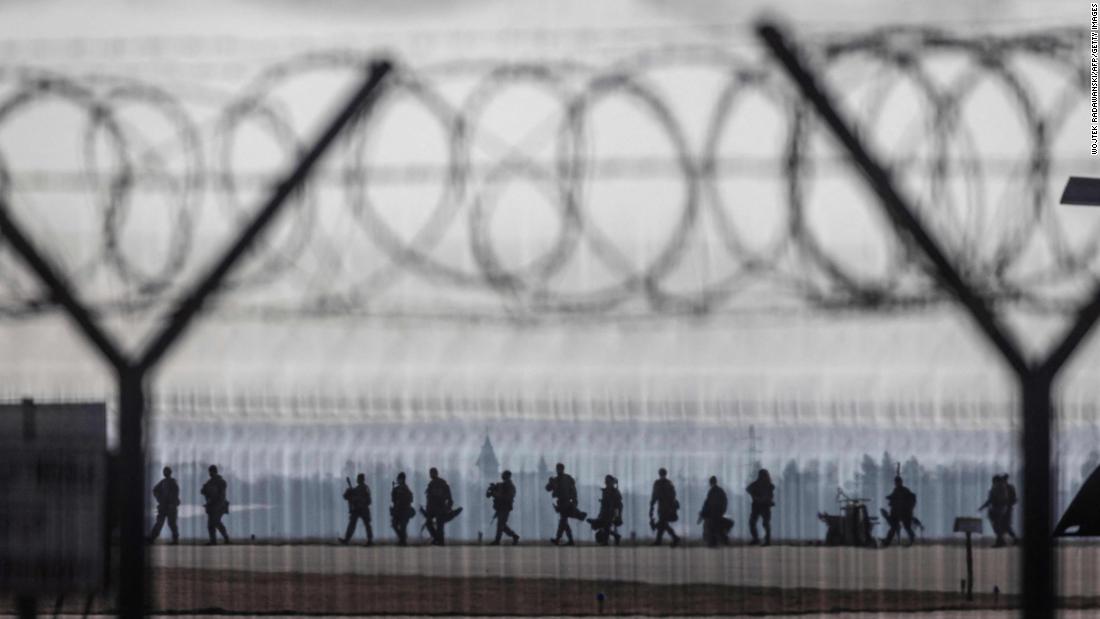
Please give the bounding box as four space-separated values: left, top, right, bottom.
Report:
0 27 1090 321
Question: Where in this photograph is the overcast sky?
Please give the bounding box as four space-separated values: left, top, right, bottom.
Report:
0 0 1096 435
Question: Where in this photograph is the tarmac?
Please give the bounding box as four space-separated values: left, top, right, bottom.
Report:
148 541 1100 597
3 612 1094 618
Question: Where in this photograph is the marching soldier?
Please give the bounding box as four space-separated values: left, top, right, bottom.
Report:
390 472 414 546
546 462 586 546
487 470 520 545
881 474 918 548
423 467 456 546
650 468 680 547
746 469 775 546
980 473 1019 547
339 473 373 545
201 465 231 545
148 466 180 545
587 474 623 546
699 475 732 547
1001 475 1019 543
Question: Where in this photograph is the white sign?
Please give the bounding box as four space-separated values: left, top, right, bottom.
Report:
953 516 984 535
0 402 107 595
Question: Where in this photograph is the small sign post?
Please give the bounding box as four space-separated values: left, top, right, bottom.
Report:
954 516 984 601
0 400 108 611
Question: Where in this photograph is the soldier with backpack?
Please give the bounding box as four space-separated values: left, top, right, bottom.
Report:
980 473 1019 547
699 476 733 547
881 474 918 548
486 470 520 545
546 462 587 546
587 474 623 546
390 472 415 546
339 473 373 546
423 468 460 546
650 468 680 547
148 466 180 545
201 465 230 546
746 469 775 546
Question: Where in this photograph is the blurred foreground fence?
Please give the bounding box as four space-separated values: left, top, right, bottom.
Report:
758 21 1098 618
0 27 1091 320
0 23 1096 617
0 60 394 616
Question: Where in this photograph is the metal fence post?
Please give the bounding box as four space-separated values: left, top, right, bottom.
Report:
1022 372 1055 614
117 366 147 618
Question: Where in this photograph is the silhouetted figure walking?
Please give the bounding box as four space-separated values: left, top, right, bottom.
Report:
650 468 680 547
390 472 414 546
980 474 1018 547
339 473 373 545
201 465 230 545
588 474 624 545
148 466 180 544
1001 475 1018 541
699 476 732 547
487 470 520 545
423 468 457 546
881 475 917 548
746 469 775 546
546 462 586 545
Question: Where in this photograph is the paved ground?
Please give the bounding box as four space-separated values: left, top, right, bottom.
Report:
9 544 1095 615
5 612 1096 618
150 542 1100 597
0 614 1082 618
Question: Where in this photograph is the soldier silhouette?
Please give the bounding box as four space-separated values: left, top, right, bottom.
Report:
390 472 414 546
881 474 917 548
587 474 623 545
980 473 1019 547
546 462 586 546
1001 475 1019 542
699 475 732 547
487 470 520 545
423 467 456 546
746 469 775 546
339 473 373 546
200 465 230 545
650 468 680 547
148 466 180 545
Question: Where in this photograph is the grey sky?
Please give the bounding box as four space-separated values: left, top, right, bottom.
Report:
0 0 1096 437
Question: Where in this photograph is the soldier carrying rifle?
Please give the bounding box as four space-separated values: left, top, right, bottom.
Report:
699 475 732 547
486 470 520 545
201 465 231 546
649 467 680 547
546 462 587 546
746 469 775 546
422 467 461 546
979 473 1018 548
339 473 373 546
881 470 919 548
587 474 623 546
390 472 415 546
148 466 180 545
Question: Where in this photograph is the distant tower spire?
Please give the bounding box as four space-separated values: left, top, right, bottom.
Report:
475 435 499 481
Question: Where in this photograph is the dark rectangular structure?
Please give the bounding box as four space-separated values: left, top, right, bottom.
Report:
1060 176 1100 206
